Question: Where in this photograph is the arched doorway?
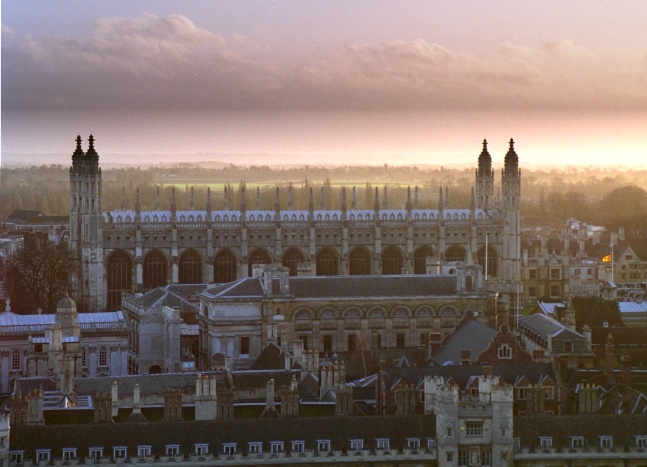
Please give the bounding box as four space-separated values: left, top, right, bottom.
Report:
178 249 203 284
143 250 169 291
349 247 371 275
413 245 436 274
282 247 306 276
248 248 272 277
316 247 339 276
445 244 466 262
214 249 237 283
478 245 499 278
106 249 133 311
382 246 404 275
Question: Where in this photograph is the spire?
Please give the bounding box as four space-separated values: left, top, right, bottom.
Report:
414 186 419 209
341 187 347 213
256 187 261 210
406 186 412 213
382 186 388 209
275 187 281 220
170 187 177 222
155 186 161 210
206 187 212 214
288 183 294 210
223 186 229 211
351 186 357 210
240 184 246 213
319 187 325 210
72 135 84 163
478 139 492 172
135 188 141 213
86 134 98 159
121 187 126 210
438 187 444 212
308 187 314 223
504 138 519 172
374 187 380 226
470 187 475 212
444 186 449 209
189 186 195 210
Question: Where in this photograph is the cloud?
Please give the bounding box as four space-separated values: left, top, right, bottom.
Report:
2 15 646 112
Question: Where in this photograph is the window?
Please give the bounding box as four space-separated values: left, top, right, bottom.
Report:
89 448 103 461
599 436 613 449
82 348 87 367
465 421 483 437
223 443 237 456
517 387 527 400
458 449 469 466
323 335 332 353
543 387 555 400
571 436 585 449
498 344 512 359
426 438 437 450
166 445 180 457
12 351 21 371
447 427 453 437
113 447 127 460
240 336 250 355
446 451 454 462
376 439 390 450
291 441 305 454
564 341 574 352
636 436 647 448
317 440 331 453
587 268 592 274
348 334 357 351
138 446 151 458
406 438 420 451
513 438 521 452
550 284 560 297
349 439 363 453
99 347 108 367
194 444 209 456
529 286 537 298
62 449 77 461
529 269 537 279
550 269 560 280
396 333 405 348
36 450 50 463
481 449 491 466
270 441 284 454
539 437 553 449
574 268 580 276
9 452 24 465
248 442 263 455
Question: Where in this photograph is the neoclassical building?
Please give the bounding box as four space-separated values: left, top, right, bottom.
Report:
69 136 521 311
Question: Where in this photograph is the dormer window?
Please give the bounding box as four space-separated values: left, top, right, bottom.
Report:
317 440 331 453
349 439 363 453
138 446 151 458
270 441 284 455
165 445 180 457
571 436 585 449
223 443 237 456
248 442 263 455
376 439 390 450
635 436 647 448
539 437 553 449
599 436 613 449
406 438 420 451
291 441 305 454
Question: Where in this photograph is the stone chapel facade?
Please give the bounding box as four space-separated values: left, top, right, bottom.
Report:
69 136 521 312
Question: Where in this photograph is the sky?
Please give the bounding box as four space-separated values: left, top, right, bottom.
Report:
2 1 647 168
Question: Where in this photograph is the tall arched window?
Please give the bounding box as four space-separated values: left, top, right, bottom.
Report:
106 249 133 311
99 348 108 367
382 246 404 275
12 351 21 370
478 245 499 278
316 247 339 276
81 348 87 367
445 244 466 262
214 249 237 283
143 250 168 291
282 247 306 276
248 248 272 277
179 249 203 284
413 246 436 275
349 247 371 275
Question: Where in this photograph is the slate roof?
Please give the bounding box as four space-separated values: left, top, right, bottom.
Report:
431 319 498 366
520 314 585 341
202 275 461 300
514 414 647 448
10 414 437 455
249 342 302 371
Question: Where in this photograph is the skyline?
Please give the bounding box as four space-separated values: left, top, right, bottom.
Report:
2 1 647 168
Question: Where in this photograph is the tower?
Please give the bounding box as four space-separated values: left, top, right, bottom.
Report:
501 138 521 282
69 135 105 310
475 139 494 209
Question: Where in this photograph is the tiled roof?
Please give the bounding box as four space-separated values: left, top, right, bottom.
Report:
520 314 585 341
431 319 498 365
203 275 461 300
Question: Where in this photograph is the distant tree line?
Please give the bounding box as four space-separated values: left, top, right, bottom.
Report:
1 164 646 235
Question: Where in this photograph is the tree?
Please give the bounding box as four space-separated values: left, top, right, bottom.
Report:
6 237 74 314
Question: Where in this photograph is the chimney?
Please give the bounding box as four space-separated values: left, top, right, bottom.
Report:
619 352 631 386
132 384 142 415
280 375 300 417
163 390 183 422
195 374 218 421
111 381 119 418
27 387 45 425
482 365 494 376
461 349 471 366
93 392 114 423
